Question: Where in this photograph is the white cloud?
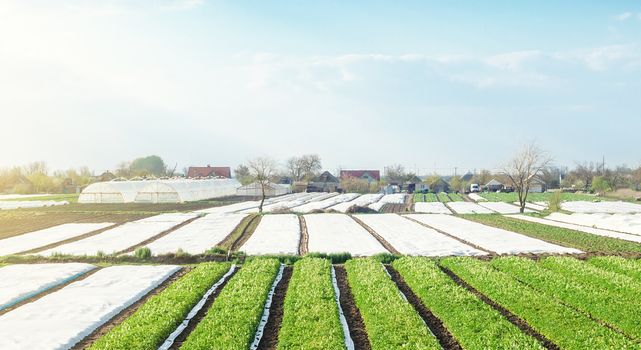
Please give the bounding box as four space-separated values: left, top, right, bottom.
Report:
159 0 204 11
484 50 542 71
616 12 633 21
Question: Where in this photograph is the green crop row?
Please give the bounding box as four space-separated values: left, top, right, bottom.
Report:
344 258 440 350
440 257 638 349
492 257 641 339
89 263 231 350
277 258 345 350
478 192 598 203
413 193 439 202
588 256 641 280
448 192 465 202
393 257 542 349
181 258 281 350
437 193 452 203
537 257 641 305
462 214 641 253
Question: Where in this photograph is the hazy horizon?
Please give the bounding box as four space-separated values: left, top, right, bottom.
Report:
1 1 640 173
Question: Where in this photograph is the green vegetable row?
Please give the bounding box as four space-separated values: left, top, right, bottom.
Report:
440 257 638 349
393 257 543 349
413 193 439 202
344 258 440 350
589 256 641 280
277 258 345 350
89 262 231 350
492 257 641 339
181 258 281 350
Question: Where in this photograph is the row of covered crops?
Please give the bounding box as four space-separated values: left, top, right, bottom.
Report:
78 179 242 204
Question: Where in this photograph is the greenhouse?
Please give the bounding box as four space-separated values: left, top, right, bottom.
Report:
78 179 241 204
78 181 149 204
236 182 291 197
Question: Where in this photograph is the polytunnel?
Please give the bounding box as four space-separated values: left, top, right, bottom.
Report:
78 181 149 203
134 179 241 203
236 182 291 197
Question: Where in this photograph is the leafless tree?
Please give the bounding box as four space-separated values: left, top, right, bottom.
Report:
501 143 552 213
248 157 278 213
286 154 322 181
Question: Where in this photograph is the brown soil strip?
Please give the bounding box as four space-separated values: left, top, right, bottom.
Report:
349 215 400 255
298 215 309 255
0 267 102 317
438 265 558 350
72 267 189 349
385 265 462 350
257 266 293 350
168 266 239 349
217 214 259 251
403 215 496 255
334 265 372 350
117 215 204 255
19 222 124 255
230 215 262 252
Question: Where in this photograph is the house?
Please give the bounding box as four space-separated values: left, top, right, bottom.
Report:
485 179 504 192
430 178 451 193
340 170 381 183
186 165 231 179
529 178 547 193
307 171 340 192
405 175 426 193
461 172 474 182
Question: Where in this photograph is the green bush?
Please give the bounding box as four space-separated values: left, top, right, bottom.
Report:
134 247 152 259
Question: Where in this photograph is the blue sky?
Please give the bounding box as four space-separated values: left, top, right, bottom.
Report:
0 0 640 175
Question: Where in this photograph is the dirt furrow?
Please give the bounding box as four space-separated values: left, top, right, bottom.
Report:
257 266 293 350
334 265 371 350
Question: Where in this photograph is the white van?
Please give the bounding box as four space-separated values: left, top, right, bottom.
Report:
470 183 480 193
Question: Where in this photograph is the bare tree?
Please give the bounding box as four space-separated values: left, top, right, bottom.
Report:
286 154 322 181
502 143 552 213
248 157 277 213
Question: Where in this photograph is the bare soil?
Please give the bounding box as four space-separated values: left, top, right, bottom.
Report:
334 265 371 350
438 265 558 350
257 266 293 350
72 267 189 349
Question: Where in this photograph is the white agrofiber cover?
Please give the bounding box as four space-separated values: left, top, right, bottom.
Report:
328 194 384 213
292 193 361 213
510 215 641 243
240 214 300 255
446 202 495 214
304 214 388 256
39 213 198 256
368 194 406 211
242 193 330 213
515 202 548 211
197 201 261 214
561 201 641 214
546 212 641 236
355 214 485 256
468 193 487 202
414 202 452 214
0 223 114 256
0 263 96 311
406 214 582 255
0 265 179 350
140 213 247 255
0 200 69 210
478 202 535 214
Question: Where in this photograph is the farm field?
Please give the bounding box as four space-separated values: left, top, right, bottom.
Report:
2 256 641 349
412 192 438 202
304 213 388 256
0 223 114 256
446 201 495 214
477 192 597 203
413 201 452 214
240 213 300 255
478 201 535 214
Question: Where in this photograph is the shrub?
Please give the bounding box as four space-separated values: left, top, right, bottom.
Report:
134 247 152 259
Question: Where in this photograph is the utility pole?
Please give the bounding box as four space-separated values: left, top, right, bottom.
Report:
454 167 458 177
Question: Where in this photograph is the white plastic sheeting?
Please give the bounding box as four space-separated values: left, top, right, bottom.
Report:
0 263 96 311
414 202 452 214
79 179 241 204
236 182 291 197
138 213 247 255
368 194 406 211
406 214 582 255
250 264 285 350
478 202 535 214
240 214 300 255
561 201 641 214
0 223 114 256
38 213 197 256
446 202 495 214
510 215 641 243
304 214 388 256
515 202 548 211
292 193 361 213
249 193 337 213
328 194 384 213
331 266 355 350
355 214 485 256
0 265 179 350
0 200 69 210
545 212 641 236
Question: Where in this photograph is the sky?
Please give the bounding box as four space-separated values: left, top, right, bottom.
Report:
1 0 640 175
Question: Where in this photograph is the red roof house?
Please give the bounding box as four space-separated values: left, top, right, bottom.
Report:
187 165 232 179
340 170 381 182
